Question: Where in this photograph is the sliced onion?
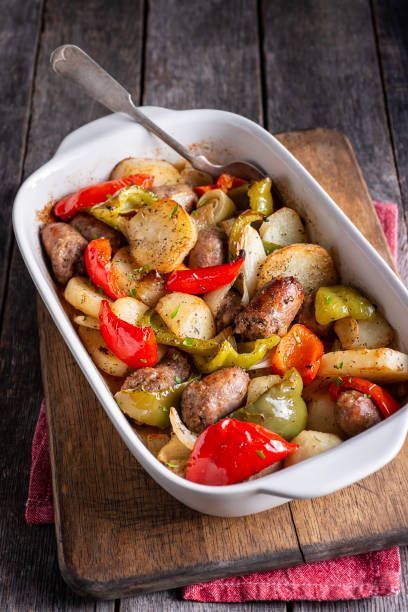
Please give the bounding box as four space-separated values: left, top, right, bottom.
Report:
235 225 266 305
169 407 198 450
247 349 275 370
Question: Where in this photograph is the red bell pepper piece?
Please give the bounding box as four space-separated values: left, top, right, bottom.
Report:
99 300 157 369
85 238 128 300
271 324 324 385
329 377 400 418
186 418 298 486
165 255 245 294
54 174 154 220
194 174 247 196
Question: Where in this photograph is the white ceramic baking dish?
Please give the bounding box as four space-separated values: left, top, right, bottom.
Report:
13 108 408 517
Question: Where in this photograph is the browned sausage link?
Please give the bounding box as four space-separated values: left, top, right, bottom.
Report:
70 212 123 253
41 222 87 284
181 367 250 433
334 389 382 437
295 294 333 338
215 288 243 332
121 349 190 391
188 227 227 269
150 183 198 213
234 277 304 340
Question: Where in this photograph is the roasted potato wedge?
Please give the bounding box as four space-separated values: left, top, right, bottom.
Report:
284 430 342 467
110 157 180 185
126 199 197 273
64 276 112 318
306 389 344 437
78 326 129 377
317 348 408 383
156 292 216 340
111 296 148 325
257 243 338 295
334 314 393 349
259 207 307 246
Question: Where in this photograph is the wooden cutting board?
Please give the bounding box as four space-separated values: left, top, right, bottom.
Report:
37 128 408 600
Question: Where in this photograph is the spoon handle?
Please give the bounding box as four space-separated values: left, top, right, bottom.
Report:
50 45 199 167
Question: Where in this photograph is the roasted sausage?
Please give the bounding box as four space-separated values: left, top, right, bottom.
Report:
215 288 243 332
188 227 227 268
70 212 123 253
234 277 304 340
181 367 250 433
41 222 87 284
121 349 190 391
334 389 382 437
150 183 198 213
296 294 333 338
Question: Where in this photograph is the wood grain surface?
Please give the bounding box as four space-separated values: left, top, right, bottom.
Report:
2 0 408 610
36 127 408 599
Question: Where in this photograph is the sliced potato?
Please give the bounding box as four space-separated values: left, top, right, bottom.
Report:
246 375 281 405
112 246 140 294
284 430 342 467
317 348 408 383
156 292 216 339
77 326 129 377
259 207 307 246
334 314 393 349
126 199 197 273
306 389 344 437
110 157 180 185
64 276 112 318
73 314 100 329
111 296 148 325
257 243 338 295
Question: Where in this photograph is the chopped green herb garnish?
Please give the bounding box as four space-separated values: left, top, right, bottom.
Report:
192 273 199 279
140 358 147 364
130 288 137 297
199 285 206 291
192 209 198 216
334 361 344 369
331 377 343 387
200 199 207 206
166 461 178 468
348 377 352 383
368 394 372 398
83 315 87 320
98 286 105 295
172 353 179 360
256 450 265 459
293 331 301 344
170 203 179 218
91 234 99 240
134 266 143 274
141 385 146 392
170 305 180 319
183 338 195 346
106 193 112 199
326 295 332 304
174 376 182 384
162 406 168 412
144 263 152 273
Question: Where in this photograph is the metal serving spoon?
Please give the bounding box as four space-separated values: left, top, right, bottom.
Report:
50 45 265 181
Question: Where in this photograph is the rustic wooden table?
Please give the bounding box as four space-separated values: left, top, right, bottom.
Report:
1 0 407 609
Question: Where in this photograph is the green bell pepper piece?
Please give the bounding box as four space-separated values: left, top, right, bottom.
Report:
315 285 376 325
228 183 249 209
90 185 158 232
193 335 280 374
248 177 274 216
115 377 198 429
262 240 282 255
232 368 307 441
228 209 265 260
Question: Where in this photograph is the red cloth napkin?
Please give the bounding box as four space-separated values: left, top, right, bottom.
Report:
26 202 401 600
